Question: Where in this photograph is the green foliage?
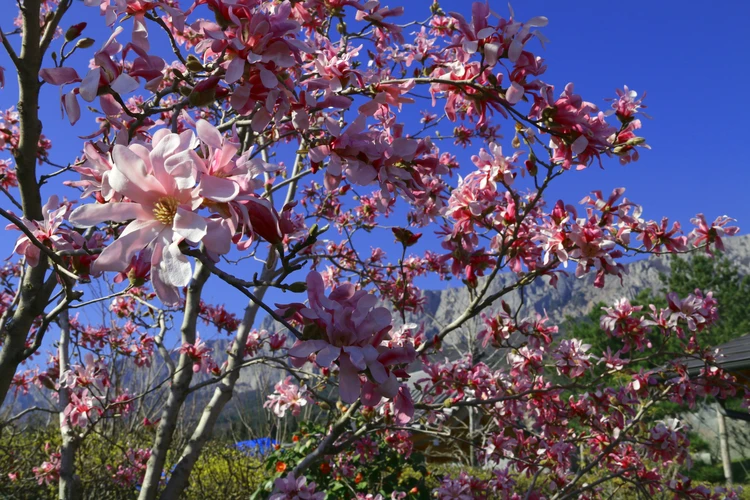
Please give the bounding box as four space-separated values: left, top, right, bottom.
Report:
0 424 266 499
0 426 60 499
686 458 750 487
182 442 266 499
562 252 750 370
0 425 142 499
251 421 431 499
662 253 750 346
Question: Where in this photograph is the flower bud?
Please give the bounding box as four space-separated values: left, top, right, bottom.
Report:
75 38 95 49
65 22 87 42
186 55 204 73
392 227 422 247
288 281 307 293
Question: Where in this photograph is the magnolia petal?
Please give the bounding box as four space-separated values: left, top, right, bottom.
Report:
288 340 327 358
508 39 524 63
110 145 166 204
64 92 80 125
338 354 361 404
259 68 278 89
203 218 232 256
571 135 589 156
196 119 223 149
251 107 272 133
360 381 382 407
39 67 80 86
173 207 207 243
200 175 239 202
91 220 161 273
99 94 122 116
343 346 366 371
506 81 524 104
393 385 414 424
225 57 245 84
368 360 388 384
69 202 150 227
110 73 139 95
160 241 192 287
79 69 102 102
306 271 335 310
315 345 341 368
484 42 501 67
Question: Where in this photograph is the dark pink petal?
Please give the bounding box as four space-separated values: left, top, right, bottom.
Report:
360 381 382 407
393 385 414 424
39 67 80 85
288 340 327 358
338 354 361 404
314 345 341 368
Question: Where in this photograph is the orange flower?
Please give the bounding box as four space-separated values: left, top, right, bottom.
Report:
292 435 300 443
319 462 331 474
354 472 363 484
275 461 287 473
274 444 281 451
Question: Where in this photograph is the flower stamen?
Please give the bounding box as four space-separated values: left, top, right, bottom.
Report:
152 197 179 225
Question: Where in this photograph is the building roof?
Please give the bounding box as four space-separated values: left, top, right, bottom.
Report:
685 333 750 375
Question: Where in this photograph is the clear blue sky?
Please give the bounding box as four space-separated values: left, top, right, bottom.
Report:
0 0 747 338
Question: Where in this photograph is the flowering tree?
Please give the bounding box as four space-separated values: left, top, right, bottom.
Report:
0 0 744 498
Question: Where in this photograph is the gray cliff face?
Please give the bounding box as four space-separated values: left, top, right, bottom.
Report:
393 234 750 343
259 235 750 340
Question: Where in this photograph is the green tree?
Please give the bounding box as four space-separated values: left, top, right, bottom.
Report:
661 253 750 346
561 252 750 375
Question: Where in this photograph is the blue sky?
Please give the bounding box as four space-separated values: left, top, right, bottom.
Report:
0 0 747 341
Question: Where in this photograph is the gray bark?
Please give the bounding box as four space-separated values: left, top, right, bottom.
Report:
0 0 53 408
717 402 733 487
160 253 277 498
57 308 81 499
138 262 210 500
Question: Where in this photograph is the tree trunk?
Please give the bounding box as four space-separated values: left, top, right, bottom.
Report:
58 308 81 499
138 262 210 500
160 254 276 498
717 402 733 488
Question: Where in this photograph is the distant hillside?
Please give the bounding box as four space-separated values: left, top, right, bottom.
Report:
260 234 750 345
8 236 748 425
415 233 750 339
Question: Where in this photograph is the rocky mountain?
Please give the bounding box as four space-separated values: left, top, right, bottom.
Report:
8 236 749 433
259 234 750 346
410 234 749 339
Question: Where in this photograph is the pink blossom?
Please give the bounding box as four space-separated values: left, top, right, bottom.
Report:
63 388 102 427
600 298 649 352
68 129 220 304
270 473 325 500
7 195 72 267
33 447 60 485
689 214 739 255
553 339 592 378
178 336 216 374
265 377 310 418
665 289 719 333
282 271 415 412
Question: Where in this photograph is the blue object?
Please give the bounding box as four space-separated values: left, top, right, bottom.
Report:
235 437 277 456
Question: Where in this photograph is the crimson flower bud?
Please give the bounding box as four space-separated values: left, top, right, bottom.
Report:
65 22 87 42
392 227 422 247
